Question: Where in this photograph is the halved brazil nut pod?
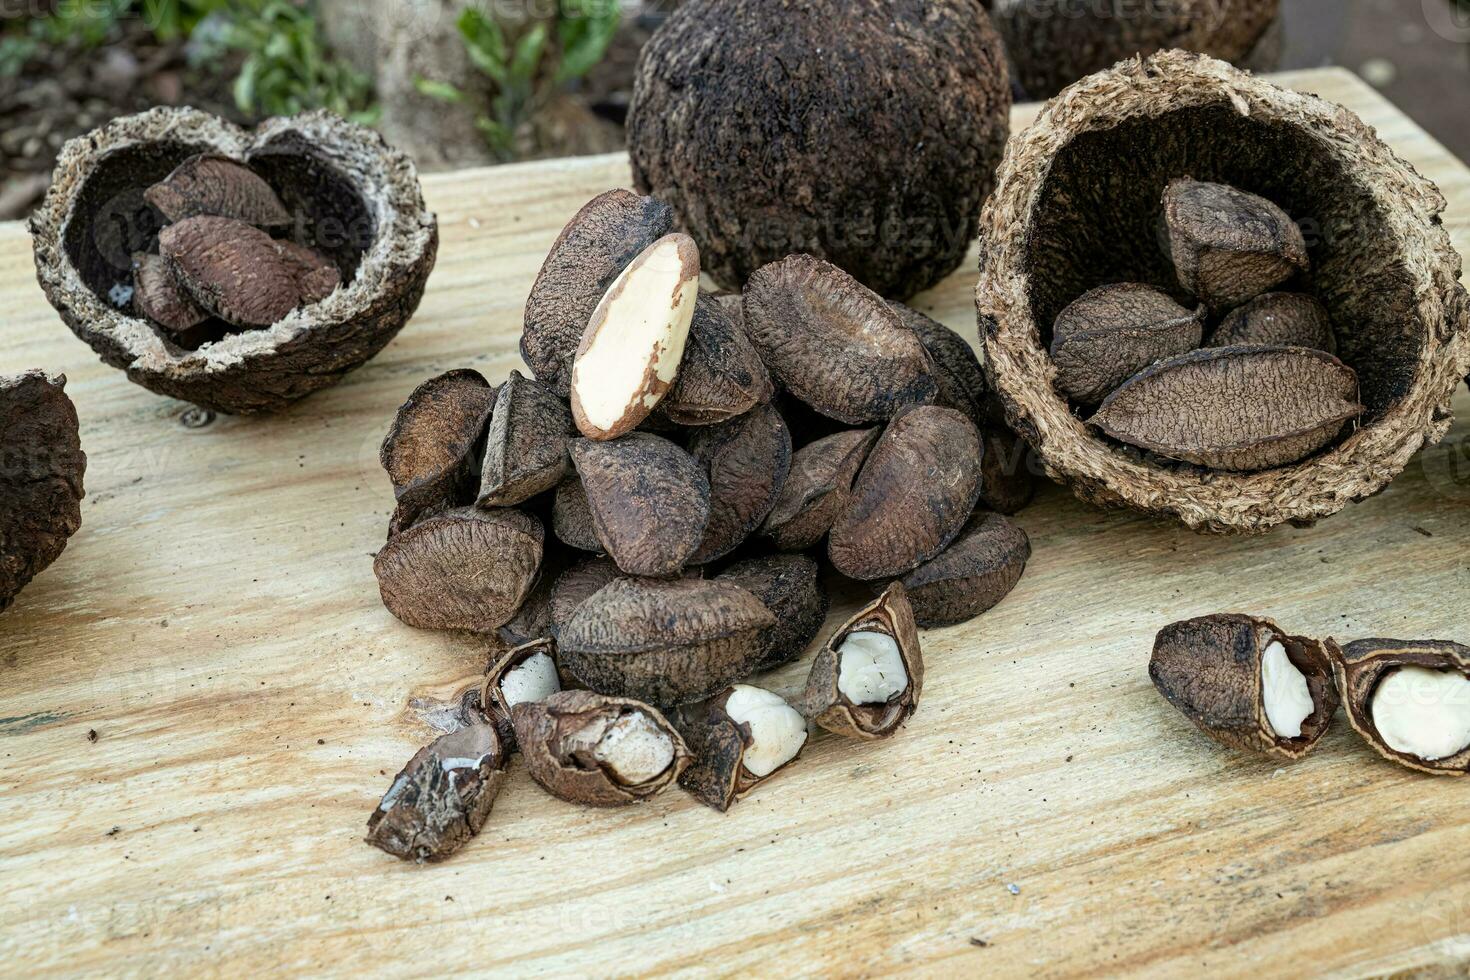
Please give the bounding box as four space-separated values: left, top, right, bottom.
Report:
481 638 564 748
477 370 575 507
742 254 938 424
1149 613 1339 760
559 577 775 708
512 689 689 807
801 583 924 740
716 554 830 672
569 233 700 440
760 427 878 552
380 370 498 536
373 507 542 632
676 685 808 812
898 512 1030 629
688 402 792 564
828 405 982 581
365 723 507 863
1163 178 1309 312
1333 639 1470 776
1048 283 1206 405
570 434 710 577
522 189 675 396
658 293 773 426
1209 292 1336 353
890 302 1004 431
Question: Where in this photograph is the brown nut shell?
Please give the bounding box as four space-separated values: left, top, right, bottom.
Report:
659 293 774 426
800 582 924 740
131 252 208 334
1163 178 1309 311
675 686 807 812
1209 291 1336 352
760 427 879 552
1149 613 1339 760
144 153 292 226
688 402 792 564
978 427 1037 515
158 216 313 327
559 577 775 707
512 689 689 807
365 724 506 863
373 507 543 633
828 405 982 580
1048 283 1206 404
898 512 1030 628
478 370 575 507
1333 639 1470 776
551 476 603 553
891 301 1005 431
717 554 830 672
547 555 622 637
380 370 497 536
480 638 562 748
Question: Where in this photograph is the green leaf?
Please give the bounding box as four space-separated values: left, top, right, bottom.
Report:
509 22 548 84
457 8 509 85
555 9 619 84
233 56 260 113
414 77 464 104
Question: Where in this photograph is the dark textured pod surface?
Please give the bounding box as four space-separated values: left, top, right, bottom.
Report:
761 428 879 551
1048 282 1206 405
800 583 924 741
0 371 87 613
659 294 773 426
551 476 603 553
688 402 791 564
559 577 774 708
547 555 622 638
31 107 438 414
628 0 1011 300
675 687 806 813
1149 613 1339 760
380 370 497 536
478 370 575 508
717 554 829 672
899 512 1030 628
1333 639 1470 776
365 724 506 863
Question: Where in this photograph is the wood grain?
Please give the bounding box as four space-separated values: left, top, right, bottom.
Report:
2 69 1469 977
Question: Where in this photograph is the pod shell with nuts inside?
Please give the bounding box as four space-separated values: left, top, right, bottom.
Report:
1333 639 1470 776
898 512 1030 629
1149 613 1339 760
801 583 924 741
512 689 690 807
30 107 438 414
628 0 1011 299
676 686 808 813
365 723 507 863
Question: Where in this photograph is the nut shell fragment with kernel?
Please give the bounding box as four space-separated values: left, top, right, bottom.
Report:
800 583 924 741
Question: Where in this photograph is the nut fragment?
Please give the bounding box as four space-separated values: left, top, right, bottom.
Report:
380 370 497 535
523 190 675 396
716 554 830 672
898 512 1030 628
676 685 808 812
131 252 208 334
800 583 924 740
1163 179 1309 310
365 724 506 863
1048 283 1206 404
1334 639 1470 775
659 293 774 426
1210 292 1336 352
158 216 332 327
569 233 700 440
559 577 774 707
891 302 1004 430
760 428 879 551
688 402 792 563
512 689 689 806
145 153 292 226
373 507 543 633
570 434 710 577
477 370 575 507
1089 345 1363 472
1149 613 1339 760
743 255 938 424
481 638 563 746
828 405 982 580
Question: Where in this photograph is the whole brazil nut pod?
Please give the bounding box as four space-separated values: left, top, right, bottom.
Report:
31 107 437 414
477 370 575 508
975 52 1470 533
1149 613 1339 760
716 554 830 672
760 428 879 552
365 724 507 863
1333 639 1470 776
898 512 1030 629
800 583 924 741
1048 283 1206 405
676 685 808 812
380 370 498 538
687 402 792 564
481 638 563 748
512 690 689 807
559 577 775 708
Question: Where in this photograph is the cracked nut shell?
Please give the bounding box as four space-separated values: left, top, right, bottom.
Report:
481 637 563 748
800 583 924 740
675 686 808 812
898 512 1030 628
1333 638 1470 776
365 723 507 863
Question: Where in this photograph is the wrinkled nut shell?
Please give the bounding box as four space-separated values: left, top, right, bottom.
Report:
761 427 879 551
512 689 689 807
373 507 543 633
899 512 1030 629
551 476 604 553
978 427 1037 515
659 293 774 426
380 370 497 535
1049 282 1206 404
548 555 622 637
688 402 792 564
717 553 830 672
1333 639 1470 776
675 687 807 812
365 724 506 863
145 153 292 226
800 582 924 740
559 577 775 707
1210 291 1336 352
829 405 982 580
478 370 575 507
743 254 938 424
1149 613 1339 760
891 301 1005 430
1163 178 1309 311
131 252 209 334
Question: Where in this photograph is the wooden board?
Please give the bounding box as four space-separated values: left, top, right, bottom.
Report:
3 68 1468 977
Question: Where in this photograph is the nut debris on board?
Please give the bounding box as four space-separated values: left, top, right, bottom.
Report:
676 685 808 812
482 638 563 748
801 583 924 741
1334 639 1470 776
366 724 507 863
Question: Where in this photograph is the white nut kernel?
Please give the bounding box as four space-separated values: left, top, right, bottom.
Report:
499 652 561 707
593 710 676 784
1260 640 1314 738
837 631 908 705
724 684 806 778
1371 666 1470 761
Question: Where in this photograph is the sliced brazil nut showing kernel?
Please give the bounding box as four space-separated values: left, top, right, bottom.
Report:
131 252 208 335
760 427 879 552
800 583 923 740
742 254 938 424
1209 292 1337 353
144 153 292 227
523 189 675 396
365 723 507 863
559 577 775 708
1162 179 1309 311
570 433 710 577
828 405 982 581
1333 639 1470 776
688 402 792 564
1048 283 1206 405
1149 613 1340 760
569 233 700 440
477 370 575 507
380 370 498 537
890 302 1004 431
373 507 542 633
159 216 330 327
481 637 563 747
512 689 689 807
717 554 830 672
1089 345 1363 472
676 685 808 812
658 293 774 426
898 512 1030 629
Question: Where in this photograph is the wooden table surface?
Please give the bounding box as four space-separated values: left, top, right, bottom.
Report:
2 68 1468 978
